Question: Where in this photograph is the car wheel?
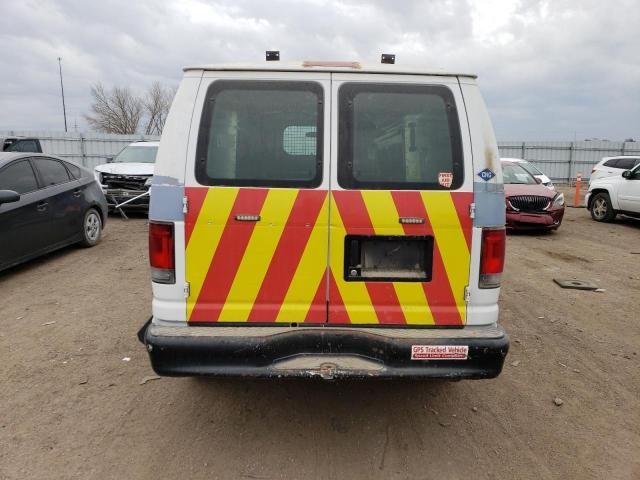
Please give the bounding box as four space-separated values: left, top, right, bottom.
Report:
80 208 102 247
590 193 616 222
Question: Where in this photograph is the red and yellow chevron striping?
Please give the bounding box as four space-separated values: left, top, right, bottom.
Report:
248 190 327 323
331 191 407 324
184 187 472 326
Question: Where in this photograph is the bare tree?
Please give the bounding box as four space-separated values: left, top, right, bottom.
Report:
84 83 143 134
143 82 176 135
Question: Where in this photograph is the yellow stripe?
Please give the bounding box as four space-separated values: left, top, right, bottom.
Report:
421 192 470 322
218 189 298 322
330 193 378 324
361 191 434 325
277 196 329 322
186 188 238 320
393 283 434 325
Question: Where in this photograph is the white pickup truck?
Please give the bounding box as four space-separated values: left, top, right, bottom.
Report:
586 163 640 222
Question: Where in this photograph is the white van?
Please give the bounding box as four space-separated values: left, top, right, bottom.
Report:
138 59 508 379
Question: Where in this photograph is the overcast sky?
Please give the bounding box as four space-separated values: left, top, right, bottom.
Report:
1 0 638 140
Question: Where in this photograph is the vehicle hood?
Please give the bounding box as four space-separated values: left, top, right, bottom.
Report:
94 163 155 176
504 184 556 198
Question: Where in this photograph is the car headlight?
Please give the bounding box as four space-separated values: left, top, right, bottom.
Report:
94 170 103 184
553 192 565 207
144 177 153 188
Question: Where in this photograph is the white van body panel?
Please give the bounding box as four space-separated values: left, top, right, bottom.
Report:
154 76 202 185
149 75 203 323
458 82 503 325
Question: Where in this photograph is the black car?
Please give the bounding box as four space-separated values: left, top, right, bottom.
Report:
0 153 108 272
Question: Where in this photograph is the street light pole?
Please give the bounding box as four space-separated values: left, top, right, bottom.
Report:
58 57 68 133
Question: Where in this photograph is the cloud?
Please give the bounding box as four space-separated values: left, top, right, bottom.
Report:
0 0 638 140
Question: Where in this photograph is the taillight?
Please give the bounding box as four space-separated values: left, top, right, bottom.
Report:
149 221 175 284
479 227 505 289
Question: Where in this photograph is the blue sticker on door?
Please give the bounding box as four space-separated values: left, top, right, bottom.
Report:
478 168 496 182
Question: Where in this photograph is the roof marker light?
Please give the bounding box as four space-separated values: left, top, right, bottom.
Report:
266 50 280 61
302 61 362 69
381 53 396 64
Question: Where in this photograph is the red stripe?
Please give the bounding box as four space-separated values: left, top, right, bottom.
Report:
364 283 406 324
391 191 462 326
304 270 329 323
327 271 350 324
332 191 406 325
451 192 474 250
184 187 208 247
247 190 327 322
189 189 269 322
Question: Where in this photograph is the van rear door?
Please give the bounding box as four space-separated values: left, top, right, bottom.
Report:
184 74 331 324
328 75 473 326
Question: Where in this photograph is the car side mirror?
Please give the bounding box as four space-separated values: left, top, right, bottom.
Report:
622 170 632 179
105 155 114 163
0 190 20 205
534 177 542 184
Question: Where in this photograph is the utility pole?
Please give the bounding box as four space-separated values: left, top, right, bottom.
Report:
58 57 68 132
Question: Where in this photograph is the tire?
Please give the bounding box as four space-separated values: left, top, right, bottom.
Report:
590 192 616 222
80 208 103 247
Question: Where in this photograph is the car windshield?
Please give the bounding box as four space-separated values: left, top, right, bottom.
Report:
519 161 545 177
502 163 538 184
113 145 158 163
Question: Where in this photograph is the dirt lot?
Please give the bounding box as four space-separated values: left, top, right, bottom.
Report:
1 208 639 480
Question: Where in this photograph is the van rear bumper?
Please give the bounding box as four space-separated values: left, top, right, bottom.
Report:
139 320 509 380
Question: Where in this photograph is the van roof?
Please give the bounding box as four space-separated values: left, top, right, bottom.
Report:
183 62 478 79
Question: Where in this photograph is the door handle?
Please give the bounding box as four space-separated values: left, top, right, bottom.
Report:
37 201 48 212
73 188 82 197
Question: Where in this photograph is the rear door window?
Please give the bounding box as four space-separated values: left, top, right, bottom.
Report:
603 159 620 168
34 158 71 187
63 161 82 179
615 157 636 170
338 83 463 190
195 81 323 188
0 160 39 194
6 139 38 153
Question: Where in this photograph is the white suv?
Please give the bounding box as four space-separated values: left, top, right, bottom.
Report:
586 163 640 222
590 156 640 185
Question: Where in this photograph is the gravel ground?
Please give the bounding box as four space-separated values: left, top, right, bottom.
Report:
1 208 639 480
